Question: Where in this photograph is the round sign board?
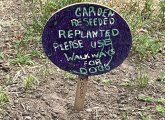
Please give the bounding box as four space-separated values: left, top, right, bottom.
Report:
42 3 132 76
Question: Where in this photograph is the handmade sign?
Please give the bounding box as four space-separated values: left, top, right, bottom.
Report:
42 3 132 111
42 3 132 76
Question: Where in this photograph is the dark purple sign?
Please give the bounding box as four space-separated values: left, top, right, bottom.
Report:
42 3 132 76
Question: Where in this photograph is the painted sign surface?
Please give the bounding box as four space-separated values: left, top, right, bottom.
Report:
42 3 132 76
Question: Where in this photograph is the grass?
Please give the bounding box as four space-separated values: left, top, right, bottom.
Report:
136 64 149 88
156 105 165 114
137 74 149 88
141 0 153 20
10 52 35 65
0 52 4 60
117 0 164 61
159 71 165 84
93 76 111 85
122 112 128 120
63 72 75 80
139 112 153 120
120 80 133 87
23 74 38 90
138 95 165 104
0 107 5 115
159 0 165 23
0 86 9 105
133 34 162 60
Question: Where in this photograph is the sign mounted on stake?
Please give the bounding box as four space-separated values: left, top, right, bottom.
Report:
42 2 132 111
42 3 132 76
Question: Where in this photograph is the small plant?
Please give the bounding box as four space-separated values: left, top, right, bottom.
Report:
4 74 12 85
0 52 4 60
133 34 161 60
10 52 35 65
138 95 165 104
159 71 165 83
93 76 111 84
120 80 133 87
102 79 111 85
122 112 128 120
63 72 75 80
0 86 9 105
139 112 152 120
93 76 101 82
141 0 153 20
136 62 149 88
31 50 45 59
156 105 165 114
138 96 154 102
0 107 5 114
159 0 165 23
137 74 149 88
23 74 37 90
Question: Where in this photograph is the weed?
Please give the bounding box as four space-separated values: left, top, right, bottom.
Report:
119 0 164 60
10 52 35 65
139 112 152 120
31 50 45 59
122 112 128 120
156 105 165 114
141 0 153 20
120 80 133 87
133 34 161 60
137 73 149 88
23 74 37 90
93 76 111 84
138 96 155 102
102 79 111 85
93 76 101 82
0 52 4 60
4 74 12 85
0 86 9 105
0 107 5 114
136 62 149 88
138 95 165 104
159 71 165 83
159 0 165 23
63 72 75 80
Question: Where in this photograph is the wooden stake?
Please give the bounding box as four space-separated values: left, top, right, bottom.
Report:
74 75 88 111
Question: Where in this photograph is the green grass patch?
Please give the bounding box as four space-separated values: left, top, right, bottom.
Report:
133 34 162 60
138 95 165 104
10 52 35 65
23 74 38 90
159 0 165 23
137 74 149 88
0 52 4 60
156 105 165 114
159 71 165 84
139 112 153 120
0 86 9 105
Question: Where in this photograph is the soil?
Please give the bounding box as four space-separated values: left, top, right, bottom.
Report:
0 0 165 120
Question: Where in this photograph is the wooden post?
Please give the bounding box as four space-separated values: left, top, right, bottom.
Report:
74 75 88 111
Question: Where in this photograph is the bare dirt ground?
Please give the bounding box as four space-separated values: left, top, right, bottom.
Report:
0 0 165 120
